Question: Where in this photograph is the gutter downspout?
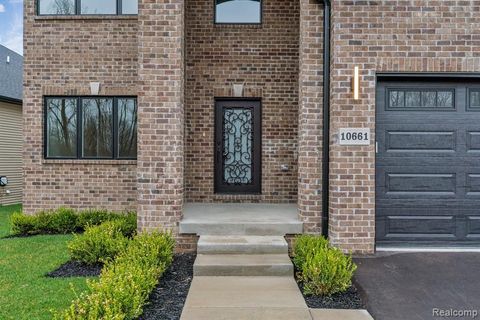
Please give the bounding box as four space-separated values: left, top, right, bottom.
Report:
319 0 331 238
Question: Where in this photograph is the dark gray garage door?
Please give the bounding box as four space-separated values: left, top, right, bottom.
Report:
376 79 480 246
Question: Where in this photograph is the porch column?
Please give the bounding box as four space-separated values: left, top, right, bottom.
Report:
137 0 185 232
298 0 324 233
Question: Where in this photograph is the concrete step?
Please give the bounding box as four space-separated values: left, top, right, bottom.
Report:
198 235 289 254
194 254 294 277
180 220 303 236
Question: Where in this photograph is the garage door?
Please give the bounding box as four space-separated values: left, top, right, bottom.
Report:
376 79 480 246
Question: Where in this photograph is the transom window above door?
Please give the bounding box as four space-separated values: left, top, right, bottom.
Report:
215 0 262 24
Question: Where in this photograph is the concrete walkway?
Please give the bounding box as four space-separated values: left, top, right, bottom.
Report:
179 203 373 320
180 276 373 320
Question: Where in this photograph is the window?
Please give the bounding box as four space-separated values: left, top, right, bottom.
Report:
215 0 261 24
38 0 137 15
469 89 480 110
45 97 137 159
388 88 454 110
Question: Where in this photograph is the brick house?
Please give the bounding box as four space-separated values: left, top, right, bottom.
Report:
24 0 480 254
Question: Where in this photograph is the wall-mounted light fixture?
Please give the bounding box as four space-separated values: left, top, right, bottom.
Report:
233 83 244 97
90 82 100 95
352 66 360 100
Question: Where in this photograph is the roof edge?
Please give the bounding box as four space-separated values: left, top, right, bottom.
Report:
0 95 22 105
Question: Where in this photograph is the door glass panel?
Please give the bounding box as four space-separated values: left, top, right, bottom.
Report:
422 91 436 107
223 108 253 185
405 91 421 107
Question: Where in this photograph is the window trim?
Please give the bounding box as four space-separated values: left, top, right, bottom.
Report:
44 96 137 160
213 0 263 25
37 0 137 16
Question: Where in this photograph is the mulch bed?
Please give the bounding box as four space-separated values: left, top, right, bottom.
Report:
46 260 103 278
293 262 365 309
139 253 196 320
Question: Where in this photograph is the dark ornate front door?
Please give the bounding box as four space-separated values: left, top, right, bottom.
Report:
214 99 261 194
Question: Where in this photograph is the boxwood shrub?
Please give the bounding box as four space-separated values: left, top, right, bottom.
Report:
9 208 136 236
55 232 175 320
67 220 133 265
293 234 357 296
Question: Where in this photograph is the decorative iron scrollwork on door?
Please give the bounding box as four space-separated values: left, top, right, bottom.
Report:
222 108 253 185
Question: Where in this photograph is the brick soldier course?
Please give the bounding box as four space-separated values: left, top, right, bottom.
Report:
23 1 480 254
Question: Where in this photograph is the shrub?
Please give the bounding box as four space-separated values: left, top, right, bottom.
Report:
293 234 330 271
300 246 357 296
10 212 38 235
55 232 175 320
9 208 137 237
37 208 78 234
68 220 131 265
76 210 117 230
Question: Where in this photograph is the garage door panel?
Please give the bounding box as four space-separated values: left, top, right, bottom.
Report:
466 216 480 238
376 80 480 245
466 131 480 152
384 130 456 153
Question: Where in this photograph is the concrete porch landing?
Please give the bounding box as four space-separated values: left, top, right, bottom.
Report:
179 203 303 236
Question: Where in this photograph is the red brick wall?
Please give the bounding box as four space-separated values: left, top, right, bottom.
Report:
23 2 138 214
298 0 324 233
184 0 300 203
137 0 185 233
329 0 480 253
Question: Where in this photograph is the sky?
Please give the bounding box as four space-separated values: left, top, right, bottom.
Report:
0 0 23 55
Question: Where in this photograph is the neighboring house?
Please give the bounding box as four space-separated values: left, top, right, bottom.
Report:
0 45 23 206
23 0 480 253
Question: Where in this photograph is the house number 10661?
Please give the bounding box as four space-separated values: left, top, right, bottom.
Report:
338 128 370 146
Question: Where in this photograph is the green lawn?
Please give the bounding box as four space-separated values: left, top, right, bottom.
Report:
0 204 91 319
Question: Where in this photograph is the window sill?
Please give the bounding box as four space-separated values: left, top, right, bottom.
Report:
214 23 262 29
42 159 137 165
34 15 138 21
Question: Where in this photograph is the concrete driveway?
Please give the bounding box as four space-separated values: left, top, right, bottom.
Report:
354 252 480 320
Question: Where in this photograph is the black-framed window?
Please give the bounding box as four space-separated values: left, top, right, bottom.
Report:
387 88 454 110
468 89 480 110
38 0 138 15
45 97 137 159
215 0 262 24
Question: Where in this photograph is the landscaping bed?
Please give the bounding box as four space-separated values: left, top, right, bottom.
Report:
294 270 364 309
47 260 103 278
140 253 196 320
292 234 366 310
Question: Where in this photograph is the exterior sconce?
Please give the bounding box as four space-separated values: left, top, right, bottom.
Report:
90 82 100 95
352 66 360 100
233 83 244 97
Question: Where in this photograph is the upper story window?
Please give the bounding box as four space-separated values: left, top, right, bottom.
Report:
215 0 261 24
45 97 137 159
38 0 138 15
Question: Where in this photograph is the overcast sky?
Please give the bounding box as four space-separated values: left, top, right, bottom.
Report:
0 0 23 55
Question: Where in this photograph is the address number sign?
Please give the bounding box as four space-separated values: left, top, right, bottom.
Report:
338 128 370 146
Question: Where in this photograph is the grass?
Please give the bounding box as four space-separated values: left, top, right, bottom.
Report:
0 204 92 320
0 204 21 237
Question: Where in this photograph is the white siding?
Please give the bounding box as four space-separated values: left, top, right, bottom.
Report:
0 101 22 205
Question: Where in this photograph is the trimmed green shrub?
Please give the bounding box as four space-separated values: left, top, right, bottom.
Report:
10 212 37 235
9 208 137 237
293 234 330 271
37 208 78 234
76 210 118 230
300 246 357 296
67 220 131 265
55 232 175 320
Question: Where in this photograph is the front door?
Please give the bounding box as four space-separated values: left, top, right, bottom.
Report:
214 99 261 194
